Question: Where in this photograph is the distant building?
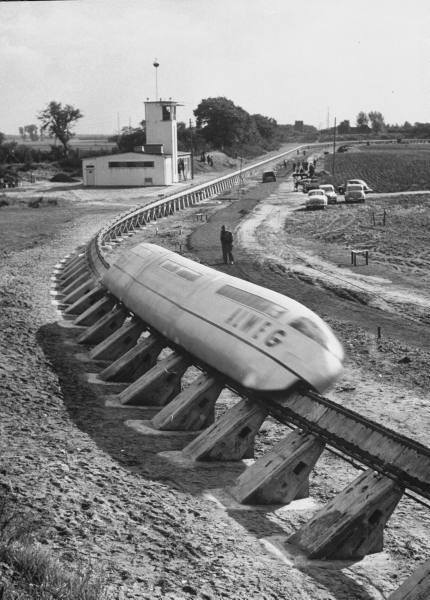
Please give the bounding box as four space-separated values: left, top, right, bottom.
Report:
294 120 304 133
82 100 191 187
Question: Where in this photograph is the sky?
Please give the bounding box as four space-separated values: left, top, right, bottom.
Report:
1 0 429 135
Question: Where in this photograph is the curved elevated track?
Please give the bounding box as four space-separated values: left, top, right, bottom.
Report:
52 143 430 599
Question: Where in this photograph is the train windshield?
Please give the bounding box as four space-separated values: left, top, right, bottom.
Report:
289 316 343 359
216 284 287 319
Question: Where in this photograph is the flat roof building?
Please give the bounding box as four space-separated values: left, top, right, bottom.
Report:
82 99 191 187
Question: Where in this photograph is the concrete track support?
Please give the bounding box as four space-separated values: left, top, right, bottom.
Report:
73 295 116 327
60 253 85 276
59 263 90 288
288 469 404 560
388 559 430 600
118 352 190 406
230 429 325 505
62 278 97 305
64 285 106 316
99 335 165 383
77 307 128 345
182 399 268 461
89 319 146 362
61 272 94 297
151 373 223 431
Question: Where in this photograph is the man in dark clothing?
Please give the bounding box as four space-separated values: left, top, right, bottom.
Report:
220 225 234 265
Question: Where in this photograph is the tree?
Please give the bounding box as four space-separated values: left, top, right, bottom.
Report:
0 131 5 146
356 111 369 128
19 127 26 141
252 114 278 147
368 111 386 134
24 124 39 141
37 101 83 155
116 126 146 152
338 120 351 134
194 97 249 151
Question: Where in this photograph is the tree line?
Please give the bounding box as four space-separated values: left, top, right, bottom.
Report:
2 99 430 168
333 111 430 139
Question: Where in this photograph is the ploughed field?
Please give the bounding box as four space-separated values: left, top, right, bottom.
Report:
284 193 430 291
323 143 430 192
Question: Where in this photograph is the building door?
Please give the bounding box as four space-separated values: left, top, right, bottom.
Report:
85 166 95 186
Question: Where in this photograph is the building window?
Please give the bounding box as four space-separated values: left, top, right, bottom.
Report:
162 106 171 121
144 177 153 184
108 161 154 168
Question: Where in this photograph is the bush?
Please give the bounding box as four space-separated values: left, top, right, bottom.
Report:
50 173 78 183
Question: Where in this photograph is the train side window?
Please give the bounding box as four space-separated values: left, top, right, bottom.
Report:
160 260 201 281
216 284 286 319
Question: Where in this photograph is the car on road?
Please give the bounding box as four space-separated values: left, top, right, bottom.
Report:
319 184 338 204
262 170 277 183
345 183 366 203
301 178 320 193
346 179 373 193
306 189 328 210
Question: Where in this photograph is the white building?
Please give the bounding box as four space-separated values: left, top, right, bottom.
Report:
82 100 191 187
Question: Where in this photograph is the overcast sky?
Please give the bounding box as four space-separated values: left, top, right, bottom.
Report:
1 0 429 135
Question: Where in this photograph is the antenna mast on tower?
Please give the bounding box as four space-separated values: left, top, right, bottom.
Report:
153 59 160 100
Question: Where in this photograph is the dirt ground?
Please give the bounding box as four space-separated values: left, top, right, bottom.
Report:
1 160 429 599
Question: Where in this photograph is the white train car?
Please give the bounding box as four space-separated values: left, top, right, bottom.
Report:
103 244 344 393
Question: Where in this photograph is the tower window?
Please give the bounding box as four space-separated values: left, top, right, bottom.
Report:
162 106 171 121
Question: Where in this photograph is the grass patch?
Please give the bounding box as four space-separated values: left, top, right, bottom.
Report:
0 495 110 600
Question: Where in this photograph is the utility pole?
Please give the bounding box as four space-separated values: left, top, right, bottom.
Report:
189 118 194 179
332 116 337 178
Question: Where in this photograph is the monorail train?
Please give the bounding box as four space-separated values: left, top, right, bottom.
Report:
103 243 344 393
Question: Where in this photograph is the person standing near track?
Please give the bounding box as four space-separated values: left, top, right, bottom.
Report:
220 225 234 265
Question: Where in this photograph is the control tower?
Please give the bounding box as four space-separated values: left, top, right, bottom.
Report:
145 100 182 183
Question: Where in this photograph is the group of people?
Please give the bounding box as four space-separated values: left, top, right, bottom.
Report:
200 152 214 167
292 157 318 190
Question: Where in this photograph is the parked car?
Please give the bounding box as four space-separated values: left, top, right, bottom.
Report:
346 179 373 193
306 189 328 210
262 170 276 183
302 178 320 193
319 184 338 204
345 184 366 203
